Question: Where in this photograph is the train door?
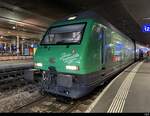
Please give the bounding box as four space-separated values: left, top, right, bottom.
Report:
98 26 106 69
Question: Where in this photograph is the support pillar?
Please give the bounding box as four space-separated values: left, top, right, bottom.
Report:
16 35 20 56
9 43 11 54
21 41 24 56
4 43 7 54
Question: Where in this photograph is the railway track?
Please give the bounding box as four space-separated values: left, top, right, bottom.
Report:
0 74 35 93
0 83 41 112
11 77 112 113
0 79 27 92
12 94 78 113
0 63 119 113
12 95 47 113
0 63 35 93
11 92 99 113
0 64 121 113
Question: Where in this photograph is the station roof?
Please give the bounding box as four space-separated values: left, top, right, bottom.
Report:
0 0 150 46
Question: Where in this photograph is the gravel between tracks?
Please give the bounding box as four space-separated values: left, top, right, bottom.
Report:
0 84 41 112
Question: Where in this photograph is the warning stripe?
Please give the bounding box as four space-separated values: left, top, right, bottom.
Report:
85 62 139 113
107 62 143 113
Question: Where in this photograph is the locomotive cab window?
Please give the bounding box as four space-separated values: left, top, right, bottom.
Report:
40 23 86 45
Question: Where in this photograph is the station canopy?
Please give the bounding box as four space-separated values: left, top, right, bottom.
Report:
0 0 150 46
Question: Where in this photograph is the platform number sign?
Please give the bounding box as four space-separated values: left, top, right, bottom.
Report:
142 24 150 32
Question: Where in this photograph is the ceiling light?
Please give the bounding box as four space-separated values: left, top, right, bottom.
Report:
0 36 3 39
143 17 150 20
12 26 16 29
68 16 77 20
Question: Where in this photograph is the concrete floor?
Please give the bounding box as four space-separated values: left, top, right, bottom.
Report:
87 61 150 113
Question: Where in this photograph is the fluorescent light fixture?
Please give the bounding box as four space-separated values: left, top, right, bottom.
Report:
66 65 79 71
143 17 150 20
68 16 77 20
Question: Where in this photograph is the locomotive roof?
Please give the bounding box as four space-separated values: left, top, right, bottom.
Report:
54 11 134 42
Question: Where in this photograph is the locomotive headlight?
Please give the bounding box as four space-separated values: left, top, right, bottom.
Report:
66 65 79 71
35 63 43 67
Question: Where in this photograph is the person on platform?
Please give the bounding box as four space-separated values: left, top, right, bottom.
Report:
139 49 144 61
146 50 150 62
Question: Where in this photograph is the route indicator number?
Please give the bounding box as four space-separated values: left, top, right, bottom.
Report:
142 24 150 32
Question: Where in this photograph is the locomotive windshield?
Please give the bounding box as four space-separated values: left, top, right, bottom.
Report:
40 23 86 45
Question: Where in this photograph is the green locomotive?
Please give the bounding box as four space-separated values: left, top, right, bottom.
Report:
34 12 135 98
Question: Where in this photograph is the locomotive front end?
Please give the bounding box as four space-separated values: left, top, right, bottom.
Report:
34 19 94 98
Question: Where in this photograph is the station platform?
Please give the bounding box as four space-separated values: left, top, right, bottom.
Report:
0 56 33 61
86 61 150 113
0 60 33 70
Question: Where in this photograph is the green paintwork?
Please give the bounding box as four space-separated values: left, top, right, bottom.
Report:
34 18 134 75
34 19 97 74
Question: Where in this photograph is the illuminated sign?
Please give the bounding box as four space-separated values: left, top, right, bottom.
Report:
142 24 150 32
